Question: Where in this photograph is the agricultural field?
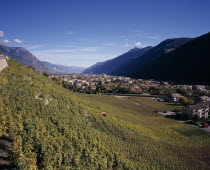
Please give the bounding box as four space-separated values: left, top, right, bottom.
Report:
126 96 183 112
0 59 210 169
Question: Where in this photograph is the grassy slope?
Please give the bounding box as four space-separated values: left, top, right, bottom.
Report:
0 59 210 169
126 96 182 112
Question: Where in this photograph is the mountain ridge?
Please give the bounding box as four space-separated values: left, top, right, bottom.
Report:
110 32 210 84
83 46 153 74
0 44 85 74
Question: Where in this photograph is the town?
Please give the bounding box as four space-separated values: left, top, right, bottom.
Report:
50 73 174 94
49 73 210 129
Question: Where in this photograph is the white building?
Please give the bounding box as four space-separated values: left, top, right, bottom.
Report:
182 103 209 120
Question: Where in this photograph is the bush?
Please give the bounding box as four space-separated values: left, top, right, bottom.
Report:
43 72 49 77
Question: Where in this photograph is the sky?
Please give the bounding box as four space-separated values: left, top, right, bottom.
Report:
0 0 210 67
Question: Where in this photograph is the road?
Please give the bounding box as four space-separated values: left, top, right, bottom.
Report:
204 127 210 132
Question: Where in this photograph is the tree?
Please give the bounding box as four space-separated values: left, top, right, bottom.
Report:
62 81 73 90
52 77 62 85
43 72 49 77
177 88 190 97
29 66 35 70
188 99 194 105
179 96 189 105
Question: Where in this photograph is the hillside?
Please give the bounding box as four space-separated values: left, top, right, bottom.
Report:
111 32 210 84
83 46 152 74
0 59 210 169
138 32 210 84
0 44 85 74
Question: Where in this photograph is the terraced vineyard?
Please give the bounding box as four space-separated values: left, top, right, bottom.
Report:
0 59 210 169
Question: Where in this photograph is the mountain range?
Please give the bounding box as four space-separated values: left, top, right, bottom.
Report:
1 32 210 83
83 32 210 84
0 44 85 74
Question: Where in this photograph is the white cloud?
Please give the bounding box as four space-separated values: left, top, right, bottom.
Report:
24 44 45 50
65 31 77 35
0 31 4 37
147 36 160 39
14 39 23 44
120 36 129 41
134 42 141 47
31 46 100 54
123 43 131 47
79 47 99 52
1 39 10 44
103 42 117 47
31 47 117 67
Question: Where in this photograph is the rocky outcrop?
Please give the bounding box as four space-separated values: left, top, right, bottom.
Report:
0 134 17 169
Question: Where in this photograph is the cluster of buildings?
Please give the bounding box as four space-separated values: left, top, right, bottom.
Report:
50 74 176 93
164 92 210 120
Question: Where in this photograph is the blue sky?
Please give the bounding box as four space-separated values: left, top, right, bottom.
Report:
0 0 210 67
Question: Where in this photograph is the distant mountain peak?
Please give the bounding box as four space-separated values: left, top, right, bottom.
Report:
130 47 140 51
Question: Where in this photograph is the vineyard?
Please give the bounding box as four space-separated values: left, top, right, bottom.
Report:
0 58 210 169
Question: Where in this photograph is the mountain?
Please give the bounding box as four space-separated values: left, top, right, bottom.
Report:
1 58 210 169
82 61 105 74
111 37 193 77
0 44 50 72
0 44 85 74
42 61 85 74
83 37 193 75
112 32 210 84
83 46 153 74
140 32 210 84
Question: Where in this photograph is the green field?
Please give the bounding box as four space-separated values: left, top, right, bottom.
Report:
126 96 183 112
0 59 210 169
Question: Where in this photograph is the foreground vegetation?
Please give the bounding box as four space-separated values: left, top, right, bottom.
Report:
0 59 210 169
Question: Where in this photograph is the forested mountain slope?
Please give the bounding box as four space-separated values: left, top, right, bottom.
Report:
112 32 210 84
0 59 210 169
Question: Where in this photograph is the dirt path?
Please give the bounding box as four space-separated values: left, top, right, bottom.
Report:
114 96 156 111
115 96 177 115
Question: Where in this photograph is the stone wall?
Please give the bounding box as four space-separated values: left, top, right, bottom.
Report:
0 58 8 72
